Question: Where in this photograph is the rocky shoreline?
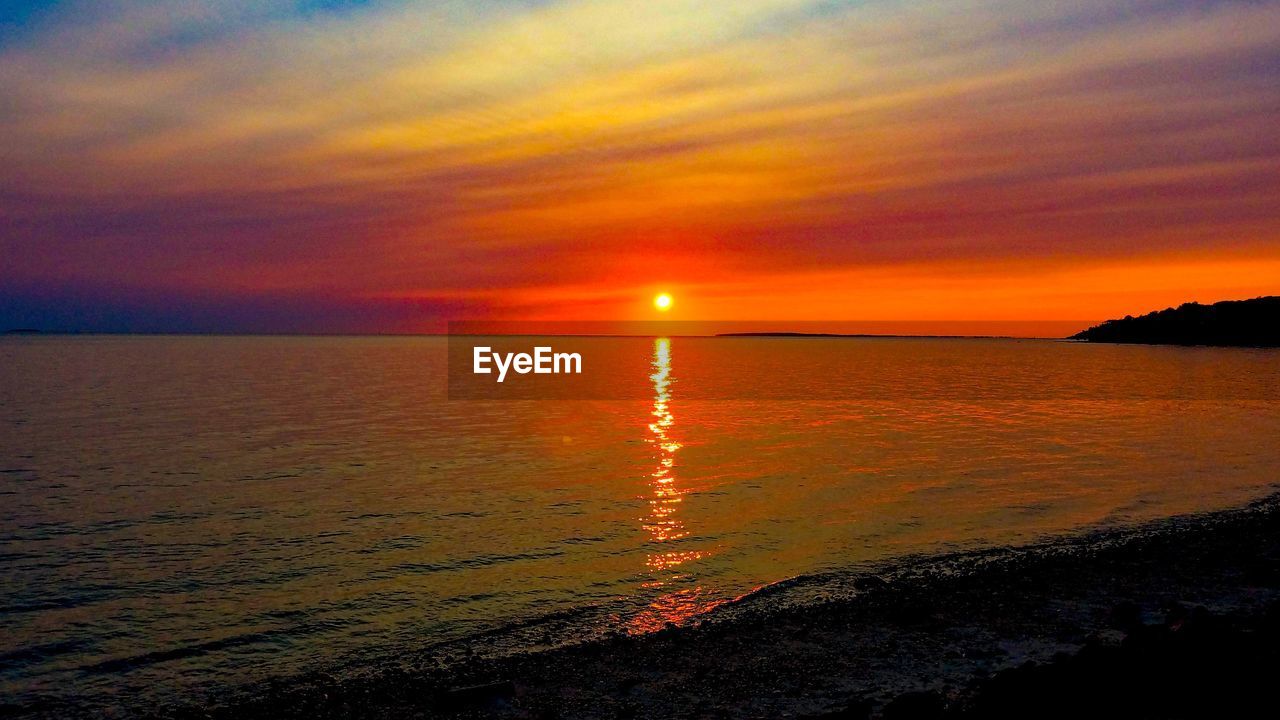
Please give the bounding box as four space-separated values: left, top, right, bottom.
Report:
21 495 1280 719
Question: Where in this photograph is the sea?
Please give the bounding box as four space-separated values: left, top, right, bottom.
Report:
2 335 1278 712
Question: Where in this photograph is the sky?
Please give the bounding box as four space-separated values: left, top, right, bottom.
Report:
2 0 1278 333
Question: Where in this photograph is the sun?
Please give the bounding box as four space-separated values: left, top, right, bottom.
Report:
653 292 673 311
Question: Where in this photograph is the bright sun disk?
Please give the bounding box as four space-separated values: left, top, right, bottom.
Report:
654 293 673 311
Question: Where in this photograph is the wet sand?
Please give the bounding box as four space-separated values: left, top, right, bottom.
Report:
22 494 1280 719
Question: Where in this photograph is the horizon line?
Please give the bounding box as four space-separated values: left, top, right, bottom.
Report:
3 330 1079 340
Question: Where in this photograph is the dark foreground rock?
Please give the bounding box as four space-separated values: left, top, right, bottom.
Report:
20 497 1280 720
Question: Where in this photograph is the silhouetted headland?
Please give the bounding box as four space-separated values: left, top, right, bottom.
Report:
1071 296 1280 347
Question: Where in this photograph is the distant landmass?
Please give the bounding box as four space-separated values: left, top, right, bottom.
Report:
716 332 1007 339
1071 296 1280 347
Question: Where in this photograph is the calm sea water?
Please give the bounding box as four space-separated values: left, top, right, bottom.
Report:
2 335 1278 712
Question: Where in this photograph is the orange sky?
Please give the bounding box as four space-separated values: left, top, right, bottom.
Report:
1 0 1278 333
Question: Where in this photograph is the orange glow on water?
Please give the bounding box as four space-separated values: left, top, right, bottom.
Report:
629 337 727 633
642 337 686 545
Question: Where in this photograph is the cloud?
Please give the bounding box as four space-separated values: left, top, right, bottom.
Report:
2 0 1278 330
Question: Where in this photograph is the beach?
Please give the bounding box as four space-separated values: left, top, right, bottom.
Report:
7 0 1280 716
73 492 1274 720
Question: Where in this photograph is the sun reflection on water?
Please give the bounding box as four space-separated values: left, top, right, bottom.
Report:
629 338 727 633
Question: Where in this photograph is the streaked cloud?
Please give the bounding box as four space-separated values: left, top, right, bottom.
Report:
2 0 1278 331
